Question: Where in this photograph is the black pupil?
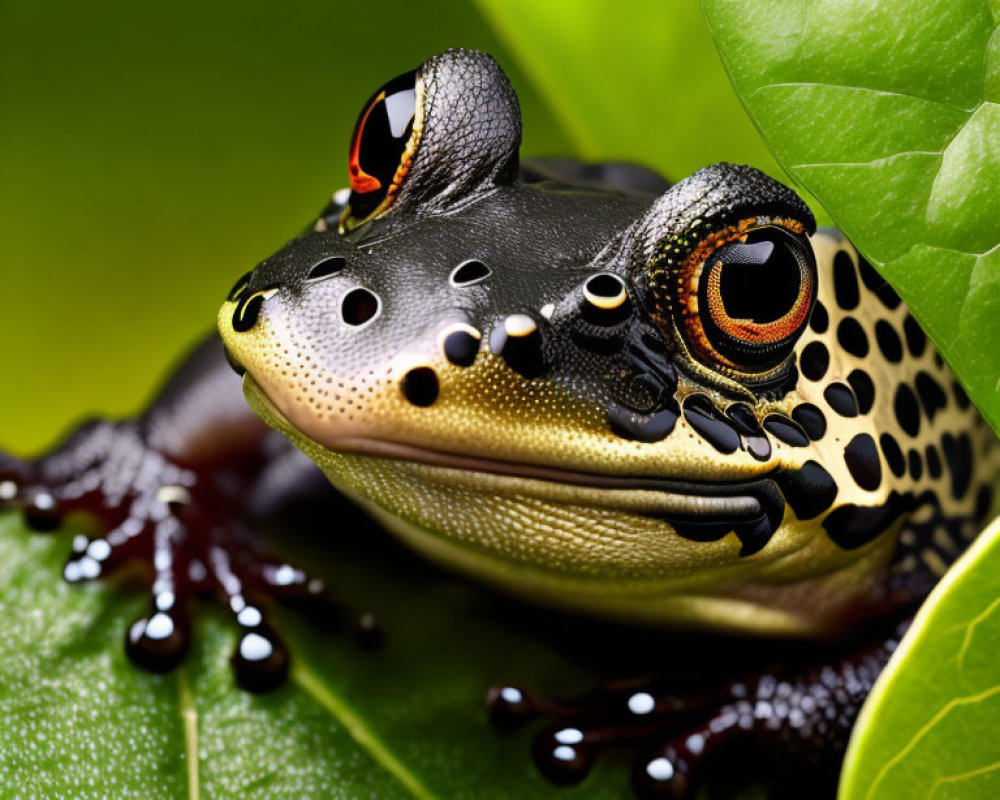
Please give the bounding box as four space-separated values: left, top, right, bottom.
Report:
716 232 801 323
349 70 417 219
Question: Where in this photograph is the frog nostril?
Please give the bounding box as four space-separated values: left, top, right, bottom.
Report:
400 367 439 407
233 294 264 332
341 288 380 326
450 259 491 286
308 256 346 281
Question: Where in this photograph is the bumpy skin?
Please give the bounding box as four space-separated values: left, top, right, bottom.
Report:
4 48 998 797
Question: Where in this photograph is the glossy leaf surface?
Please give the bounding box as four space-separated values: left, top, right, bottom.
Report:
840 516 1000 799
702 0 1000 433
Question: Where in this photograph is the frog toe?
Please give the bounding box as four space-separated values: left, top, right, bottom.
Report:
492 623 905 798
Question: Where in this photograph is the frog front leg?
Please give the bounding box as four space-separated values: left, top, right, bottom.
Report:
0 334 352 690
489 619 906 798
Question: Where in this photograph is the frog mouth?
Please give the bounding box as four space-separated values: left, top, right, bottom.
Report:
243 375 790 557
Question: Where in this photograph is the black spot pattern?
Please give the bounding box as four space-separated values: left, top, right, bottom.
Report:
926 446 943 479
400 367 439 407
894 384 921 437
774 461 839 520
490 318 545 378
908 449 923 481
903 315 926 357
880 434 905 478
844 433 882 491
824 382 859 417
952 382 971 410
800 341 830 382
683 395 740 454
791 403 827 440
942 433 973 500
809 301 829 333
443 330 480 367
725 404 771 461
825 491 927 550
874 320 903 363
915 371 948 422
833 251 860 310
857 256 902 309
837 318 869 357
607 404 678 443
846 370 875 415
762 415 809 447
976 486 994 522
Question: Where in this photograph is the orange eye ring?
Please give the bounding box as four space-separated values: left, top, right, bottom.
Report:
675 221 816 379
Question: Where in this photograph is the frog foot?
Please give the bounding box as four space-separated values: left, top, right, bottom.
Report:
0 420 354 692
488 627 902 799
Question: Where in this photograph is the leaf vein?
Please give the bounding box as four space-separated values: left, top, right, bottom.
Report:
864 684 1000 800
292 662 436 800
750 81 973 112
928 758 1000 799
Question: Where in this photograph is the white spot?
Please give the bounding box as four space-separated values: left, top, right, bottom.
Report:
646 757 674 782
686 733 705 755
229 594 246 613
0 481 16 501
154 550 171 572
333 187 351 206
155 592 175 611
552 745 576 762
145 612 175 641
128 618 147 643
33 492 55 510
504 314 538 338
87 539 111 561
72 534 89 553
79 556 100 580
273 564 298 586
237 606 263 628
239 632 273 662
155 485 192 506
540 303 555 320
64 561 82 582
188 560 208 583
628 692 655 715
554 728 583 745
500 686 522 704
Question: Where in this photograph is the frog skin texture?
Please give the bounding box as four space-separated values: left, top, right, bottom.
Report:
2 49 998 798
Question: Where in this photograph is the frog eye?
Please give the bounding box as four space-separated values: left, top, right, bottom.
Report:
345 70 419 223
678 226 816 377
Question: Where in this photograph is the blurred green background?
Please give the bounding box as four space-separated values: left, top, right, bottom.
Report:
0 0 779 453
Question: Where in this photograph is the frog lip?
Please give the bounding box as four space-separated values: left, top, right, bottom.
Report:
243 373 785 544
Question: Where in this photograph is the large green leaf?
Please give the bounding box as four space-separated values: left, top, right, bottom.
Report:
475 0 783 183
0 513 637 798
0 510 787 798
839 515 1000 799
702 0 1000 433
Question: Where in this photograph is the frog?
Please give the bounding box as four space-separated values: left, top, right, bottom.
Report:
2 48 997 798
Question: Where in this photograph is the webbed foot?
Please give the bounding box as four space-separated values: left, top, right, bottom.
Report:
489 624 905 798
1 419 351 692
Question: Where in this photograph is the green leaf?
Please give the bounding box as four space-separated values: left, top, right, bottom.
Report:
702 0 1000 433
839 515 1000 799
0 513 637 798
474 0 783 183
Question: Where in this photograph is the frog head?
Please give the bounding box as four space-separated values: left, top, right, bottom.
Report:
219 49 989 634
